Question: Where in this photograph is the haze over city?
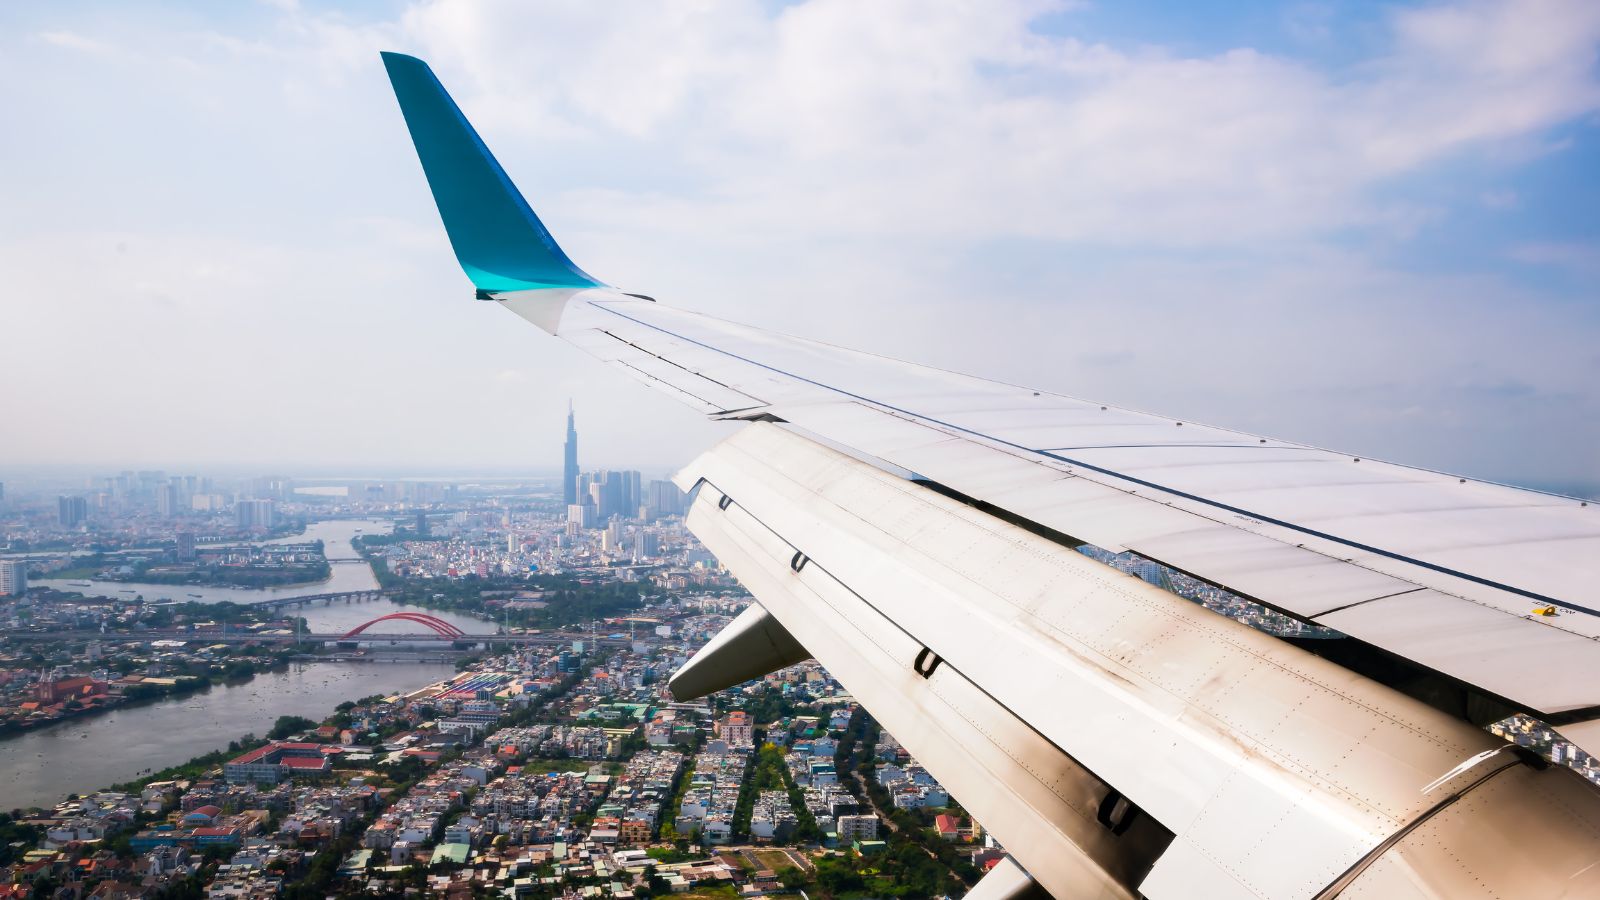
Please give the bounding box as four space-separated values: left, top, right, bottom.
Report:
2 0 1598 495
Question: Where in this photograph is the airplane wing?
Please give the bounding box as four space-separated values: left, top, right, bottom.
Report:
381 53 1600 899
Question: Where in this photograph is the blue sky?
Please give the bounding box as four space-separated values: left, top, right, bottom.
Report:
0 0 1596 494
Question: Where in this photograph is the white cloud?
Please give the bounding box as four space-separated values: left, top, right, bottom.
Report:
386 0 1600 246
1508 241 1600 274
35 30 115 55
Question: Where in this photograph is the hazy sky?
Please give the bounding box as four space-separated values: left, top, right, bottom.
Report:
2 0 1597 492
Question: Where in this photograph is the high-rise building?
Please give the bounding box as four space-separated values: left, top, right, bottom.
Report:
235 498 276 529
251 476 291 501
58 495 88 528
176 531 197 561
837 814 879 841
191 493 225 512
567 503 592 529
647 480 686 517
415 510 430 536
625 470 641 517
0 560 26 597
580 469 643 521
563 402 580 506
632 531 661 561
156 484 180 518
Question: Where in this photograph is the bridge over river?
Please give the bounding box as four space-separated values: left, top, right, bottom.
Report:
243 589 391 610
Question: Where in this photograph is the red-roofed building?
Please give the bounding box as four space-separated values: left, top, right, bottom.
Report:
38 677 107 705
283 756 331 771
934 814 962 841
716 710 754 749
224 742 330 784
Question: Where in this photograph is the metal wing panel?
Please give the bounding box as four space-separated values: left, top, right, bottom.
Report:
676 424 1600 900
511 288 1600 722
1315 590 1600 714
1339 765 1600 899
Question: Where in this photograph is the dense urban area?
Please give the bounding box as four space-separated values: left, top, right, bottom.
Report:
0 411 1000 900
0 410 1594 900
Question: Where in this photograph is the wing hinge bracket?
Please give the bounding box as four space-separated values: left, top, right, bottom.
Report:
1096 790 1141 836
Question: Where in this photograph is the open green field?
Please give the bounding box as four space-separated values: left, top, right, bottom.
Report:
752 849 795 872
515 758 593 775
675 887 738 900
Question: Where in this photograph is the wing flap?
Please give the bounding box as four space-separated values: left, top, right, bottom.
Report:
1318 589 1600 714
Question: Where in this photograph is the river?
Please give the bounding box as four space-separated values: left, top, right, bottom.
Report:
33 518 488 635
4 519 485 810
0 659 455 811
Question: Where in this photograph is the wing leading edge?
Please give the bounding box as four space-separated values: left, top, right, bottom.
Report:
380 54 1600 899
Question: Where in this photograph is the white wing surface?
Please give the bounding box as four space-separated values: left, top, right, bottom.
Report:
502 288 1600 724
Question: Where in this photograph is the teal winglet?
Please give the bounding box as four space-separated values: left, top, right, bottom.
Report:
381 51 603 293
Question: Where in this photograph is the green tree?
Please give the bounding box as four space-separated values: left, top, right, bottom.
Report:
269 715 318 740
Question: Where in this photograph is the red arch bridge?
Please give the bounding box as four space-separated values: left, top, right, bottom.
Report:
340 612 467 640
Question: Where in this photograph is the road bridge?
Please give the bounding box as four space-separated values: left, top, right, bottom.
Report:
246 590 391 609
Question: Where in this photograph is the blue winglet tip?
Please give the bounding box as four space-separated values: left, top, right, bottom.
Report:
381 51 603 293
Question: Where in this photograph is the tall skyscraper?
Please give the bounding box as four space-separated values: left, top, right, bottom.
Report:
58 495 88 529
156 483 180 518
647 479 686 517
563 402 579 506
235 499 276 529
632 530 661 561
0 560 26 597
623 470 641 517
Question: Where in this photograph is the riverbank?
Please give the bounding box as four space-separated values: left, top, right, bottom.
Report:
34 519 388 604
